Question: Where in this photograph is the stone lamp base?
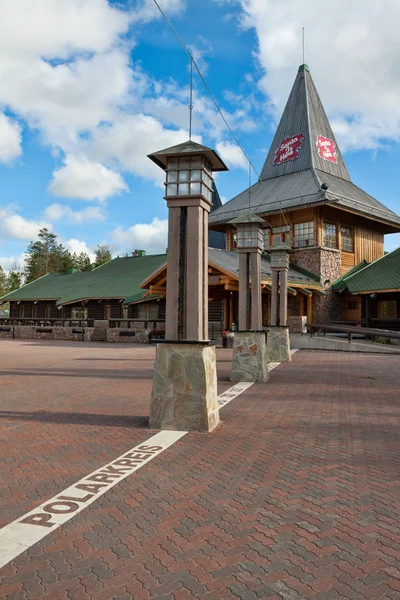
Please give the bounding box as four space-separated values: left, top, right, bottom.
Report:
230 331 268 383
150 342 219 432
266 327 291 363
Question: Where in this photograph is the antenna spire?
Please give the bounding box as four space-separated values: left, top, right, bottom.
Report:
302 27 305 64
189 56 193 140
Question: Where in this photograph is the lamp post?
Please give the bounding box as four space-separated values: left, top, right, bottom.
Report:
147 140 228 432
266 242 293 362
228 213 268 383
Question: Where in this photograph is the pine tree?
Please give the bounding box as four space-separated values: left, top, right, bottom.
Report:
94 245 112 267
0 266 7 297
7 269 23 292
76 252 92 272
24 228 72 282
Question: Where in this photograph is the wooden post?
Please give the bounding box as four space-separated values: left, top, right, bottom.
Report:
279 269 288 327
307 294 313 325
165 207 180 340
238 252 249 330
251 252 262 330
270 270 278 326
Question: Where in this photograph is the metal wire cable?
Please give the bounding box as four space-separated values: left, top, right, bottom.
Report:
151 0 259 179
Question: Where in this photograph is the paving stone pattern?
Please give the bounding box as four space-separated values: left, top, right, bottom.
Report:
1 340 400 599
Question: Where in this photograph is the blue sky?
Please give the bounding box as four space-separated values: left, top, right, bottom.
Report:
1 0 400 271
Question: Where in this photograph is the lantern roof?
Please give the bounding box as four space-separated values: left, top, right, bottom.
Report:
228 212 265 226
148 140 228 172
266 242 294 254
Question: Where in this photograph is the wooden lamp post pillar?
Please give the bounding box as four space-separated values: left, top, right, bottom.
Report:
147 141 228 432
266 243 292 362
228 213 268 383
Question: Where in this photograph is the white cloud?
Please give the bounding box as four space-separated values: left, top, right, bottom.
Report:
216 141 248 170
0 254 26 272
131 0 185 24
65 238 95 262
48 158 128 201
0 208 51 241
44 203 106 223
80 115 192 184
111 217 168 255
0 113 22 163
232 0 400 151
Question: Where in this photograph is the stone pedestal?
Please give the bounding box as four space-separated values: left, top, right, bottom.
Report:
230 332 268 383
266 327 291 363
150 343 219 432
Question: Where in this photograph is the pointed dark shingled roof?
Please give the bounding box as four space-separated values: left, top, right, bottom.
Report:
209 65 400 231
208 185 226 249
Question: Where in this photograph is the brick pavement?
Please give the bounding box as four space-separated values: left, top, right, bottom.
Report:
1 340 400 600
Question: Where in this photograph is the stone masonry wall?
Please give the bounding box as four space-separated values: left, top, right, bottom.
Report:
9 326 95 342
293 247 342 323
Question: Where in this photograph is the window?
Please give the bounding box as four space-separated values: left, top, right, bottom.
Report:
138 303 159 320
378 300 397 319
294 222 314 247
323 222 337 248
71 307 88 320
272 225 290 246
341 226 354 252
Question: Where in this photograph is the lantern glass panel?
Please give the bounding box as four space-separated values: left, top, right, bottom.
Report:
191 169 201 181
179 170 189 182
178 183 189 195
167 184 177 196
190 182 201 194
167 170 178 182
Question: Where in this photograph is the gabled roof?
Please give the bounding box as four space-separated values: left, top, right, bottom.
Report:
260 65 350 181
333 247 400 293
209 65 400 231
208 248 320 287
209 185 226 249
332 260 369 291
0 254 167 306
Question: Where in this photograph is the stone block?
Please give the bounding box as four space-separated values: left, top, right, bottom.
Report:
93 320 109 329
230 331 268 383
266 327 291 362
287 316 307 334
150 343 219 432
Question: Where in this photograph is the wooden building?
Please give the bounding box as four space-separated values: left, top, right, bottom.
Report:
208 64 400 323
332 247 400 330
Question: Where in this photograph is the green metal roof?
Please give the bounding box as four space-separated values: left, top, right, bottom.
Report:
331 260 369 291
0 254 167 305
333 248 400 293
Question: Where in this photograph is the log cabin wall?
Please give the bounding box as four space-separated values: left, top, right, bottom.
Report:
87 302 106 321
340 295 362 322
320 206 385 273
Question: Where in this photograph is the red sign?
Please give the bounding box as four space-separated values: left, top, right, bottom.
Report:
273 133 305 165
317 135 337 163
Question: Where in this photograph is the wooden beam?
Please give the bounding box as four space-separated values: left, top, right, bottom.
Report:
224 284 239 292
307 294 313 324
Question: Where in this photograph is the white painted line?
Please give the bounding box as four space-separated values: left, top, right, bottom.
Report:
0 352 299 569
0 431 186 570
217 382 254 408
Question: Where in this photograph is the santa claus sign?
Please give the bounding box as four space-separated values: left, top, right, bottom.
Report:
316 135 337 163
273 133 305 165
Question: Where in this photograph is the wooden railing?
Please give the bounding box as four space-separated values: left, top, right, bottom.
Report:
307 322 400 342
